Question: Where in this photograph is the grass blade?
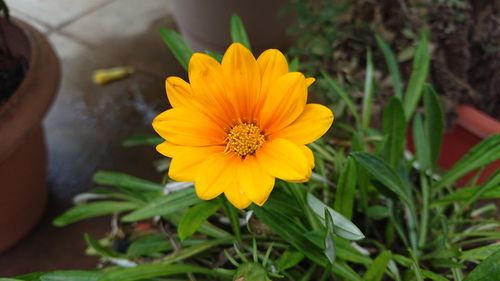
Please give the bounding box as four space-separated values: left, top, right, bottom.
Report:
375 34 403 99
423 85 444 170
403 32 430 121
382 98 406 168
362 49 375 130
178 200 221 240
121 189 200 222
363 251 392 281
463 249 500 281
434 135 500 192
351 152 411 207
334 157 358 219
159 28 193 71
321 70 362 126
93 171 163 192
100 263 231 281
53 201 139 227
413 114 431 172
230 14 251 50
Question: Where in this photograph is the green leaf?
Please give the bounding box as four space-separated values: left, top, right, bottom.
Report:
99 264 230 281
39 271 101 281
93 171 163 192
307 193 365 241
53 201 138 227
382 98 406 168
461 243 500 261
0 279 23 281
413 114 431 172
403 32 430 121
366 205 390 220
465 170 500 207
12 273 44 281
324 209 336 264
434 135 500 191
288 57 300 72
334 157 357 219
463 249 500 281
159 28 193 71
84 233 119 258
178 200 220 240
351 152 411 207
221 198 242 241
362 49 374 129
161 238 234 264
423 85 444 169
333 237 372 265
126 234 172 257
230 14 251 50
276 250 304 272
433 185 500 205
421 270 449 281
122 135 162 147
122 189 200 222
321 70 362 126
251 204 327 266
363 251 392 281
375 34 403 99
332 262 364 281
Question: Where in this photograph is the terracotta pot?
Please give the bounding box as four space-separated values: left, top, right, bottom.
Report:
438 105 500 185
170 0 292 54
0 18 60 252
408 105 500 186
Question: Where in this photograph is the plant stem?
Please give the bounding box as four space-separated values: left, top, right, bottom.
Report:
289 183 320 230
418 174 430 249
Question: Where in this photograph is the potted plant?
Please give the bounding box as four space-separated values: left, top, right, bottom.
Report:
0 1 60 252
5 15 499 280
170 0 291 53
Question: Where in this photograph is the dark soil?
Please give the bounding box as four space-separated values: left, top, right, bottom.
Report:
0 52 27 105
288 0 500 123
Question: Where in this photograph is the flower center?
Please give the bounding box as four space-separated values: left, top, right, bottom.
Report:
225 123 266 157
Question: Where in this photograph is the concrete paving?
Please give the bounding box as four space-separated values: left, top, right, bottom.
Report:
1 0 183 275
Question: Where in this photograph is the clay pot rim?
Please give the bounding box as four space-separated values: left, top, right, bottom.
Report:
0 18 38 116
0 17 60 161
456 104 500 139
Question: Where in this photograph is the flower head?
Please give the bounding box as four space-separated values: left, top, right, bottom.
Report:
153 43 333 208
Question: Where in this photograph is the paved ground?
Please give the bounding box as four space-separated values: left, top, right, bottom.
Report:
1 0 183 275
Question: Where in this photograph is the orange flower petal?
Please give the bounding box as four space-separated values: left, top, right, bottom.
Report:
256 138 310 182
306 77 315 87
221 43 261 120
152 107 226 146
194 153 240 200
237 155 275 206
188 53 234 120
257 49 288 100
299 145 315 169
224 185 252 209
271 104 333 144
165 76 193 108
156 141 181 158
168 146 224 182
258 72 307 133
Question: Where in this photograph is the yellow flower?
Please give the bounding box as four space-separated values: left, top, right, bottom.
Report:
152 43 334 209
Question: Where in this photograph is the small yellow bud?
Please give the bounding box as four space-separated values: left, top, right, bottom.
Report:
92 67 134 85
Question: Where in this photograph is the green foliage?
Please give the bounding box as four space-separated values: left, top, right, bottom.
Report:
159 28 193 71
230 14 251 50
403 32 430 121
463 249 500 281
